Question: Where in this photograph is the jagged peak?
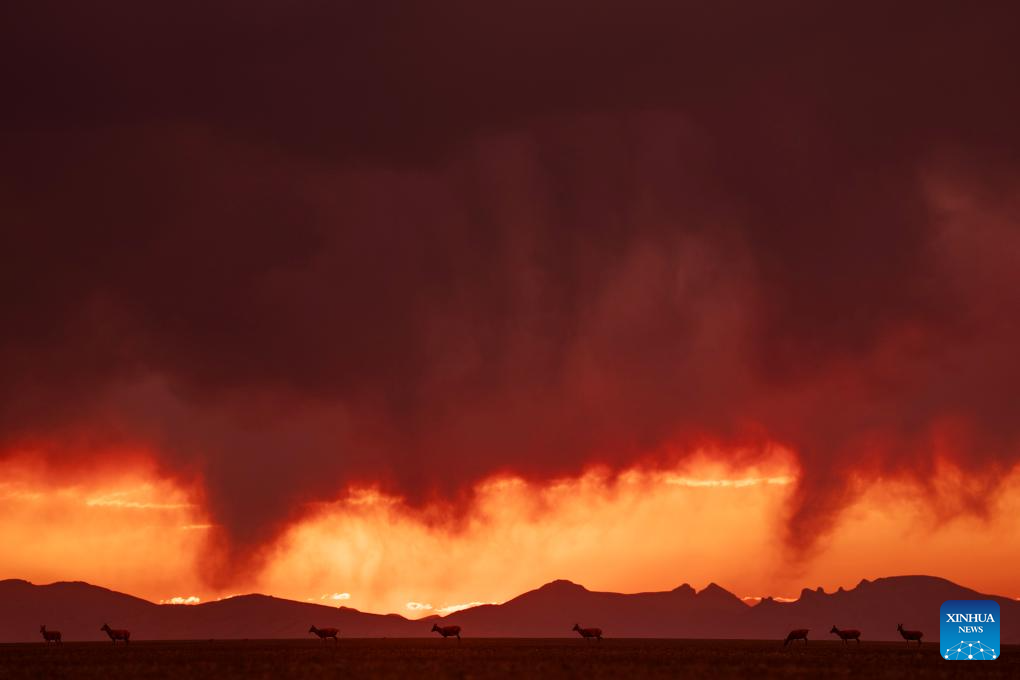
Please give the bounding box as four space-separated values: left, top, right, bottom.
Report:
672 583 695 594
698 582 735 597
798 585 826 599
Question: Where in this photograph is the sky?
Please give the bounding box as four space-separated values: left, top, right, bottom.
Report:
2 2 1019 615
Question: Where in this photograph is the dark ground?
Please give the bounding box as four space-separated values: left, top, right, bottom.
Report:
0 639 1016 679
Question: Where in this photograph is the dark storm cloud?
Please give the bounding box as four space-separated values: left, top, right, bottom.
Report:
2 1 1019 564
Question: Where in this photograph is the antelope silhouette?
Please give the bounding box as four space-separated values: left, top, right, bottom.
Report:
783 629 809 646
572 624 603 642
897 623 923 646
100 624 130 644
308 625 339 644
830 625 861 644
39 625 61 644
431 624 461 641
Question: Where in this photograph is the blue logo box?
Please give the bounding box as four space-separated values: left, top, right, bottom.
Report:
941 600 1000 660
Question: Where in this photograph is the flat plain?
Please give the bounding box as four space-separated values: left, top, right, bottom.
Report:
0 639 1017 679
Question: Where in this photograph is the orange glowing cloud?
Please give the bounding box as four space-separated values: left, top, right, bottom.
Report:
160 596 202 605
5 446 1017 614
0 450 210 601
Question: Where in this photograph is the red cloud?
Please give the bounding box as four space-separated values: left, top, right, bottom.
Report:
2 2 1019 579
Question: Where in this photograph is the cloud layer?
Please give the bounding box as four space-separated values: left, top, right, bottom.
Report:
2 2 1019 575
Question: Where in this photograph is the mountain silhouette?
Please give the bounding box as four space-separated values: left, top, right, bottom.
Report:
2 575 1016 642
443 579 748 637
745 575 1018 643
0 579 421 642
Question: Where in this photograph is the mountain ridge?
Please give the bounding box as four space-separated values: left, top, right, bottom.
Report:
2 575 1016 642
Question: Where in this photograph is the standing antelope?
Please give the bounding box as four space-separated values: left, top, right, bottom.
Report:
100 624 130 644
309 625 339 644
39 625 62 644
783 629 809 646
431 624 461 641
572 624 603 642
897 623 923 646
830 625 861 644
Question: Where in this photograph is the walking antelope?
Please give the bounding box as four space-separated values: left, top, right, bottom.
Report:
572 624 603 641
830 625 861 644
309 625 339 644
783 629 809 646
100 624 130 644
39 625 62 644
431 624 461 641
897 624 923 646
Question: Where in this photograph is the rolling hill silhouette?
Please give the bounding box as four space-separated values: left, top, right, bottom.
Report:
2 576 1016 643
0 579 421 642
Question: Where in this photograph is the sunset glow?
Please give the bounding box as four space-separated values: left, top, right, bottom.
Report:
3 449 1018 615
3 4 1020 656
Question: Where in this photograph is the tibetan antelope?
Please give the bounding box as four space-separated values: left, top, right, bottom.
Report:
783 629 809 646
431 624 461 641
100 624 130 644
830 625 861 644
309 625 339 644
897 624 923 646
39 625 62 644
572 624 603 641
